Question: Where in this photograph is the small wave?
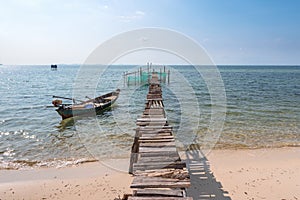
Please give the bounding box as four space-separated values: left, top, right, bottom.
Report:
175 141 300 151
0 158 99 170
19 105 46 110
0 131 10 136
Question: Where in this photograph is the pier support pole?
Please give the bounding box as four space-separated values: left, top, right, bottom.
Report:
160 68 162 83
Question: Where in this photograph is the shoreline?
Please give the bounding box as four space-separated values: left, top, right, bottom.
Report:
0 147 299 199
2 145 300 171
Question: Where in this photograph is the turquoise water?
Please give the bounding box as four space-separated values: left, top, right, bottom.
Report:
0 65 299 169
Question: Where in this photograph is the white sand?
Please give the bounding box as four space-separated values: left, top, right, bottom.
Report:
185 147 300 200
0 160 133 200
0 148 299 200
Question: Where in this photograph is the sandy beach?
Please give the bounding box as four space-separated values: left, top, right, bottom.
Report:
0 147 299 200
0 160 133 200
185 147 300 200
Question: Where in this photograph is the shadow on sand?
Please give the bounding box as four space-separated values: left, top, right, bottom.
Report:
184 146 231 200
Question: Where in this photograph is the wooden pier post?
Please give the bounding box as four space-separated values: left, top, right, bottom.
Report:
160 68 162 82
123 72 125 87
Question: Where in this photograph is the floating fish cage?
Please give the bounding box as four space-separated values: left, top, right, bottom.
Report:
124 64 170 86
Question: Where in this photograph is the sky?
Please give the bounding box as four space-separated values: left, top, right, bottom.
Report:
0 0 299 65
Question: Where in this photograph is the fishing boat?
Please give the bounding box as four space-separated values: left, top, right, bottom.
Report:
52 89 120 119
51 64 57 70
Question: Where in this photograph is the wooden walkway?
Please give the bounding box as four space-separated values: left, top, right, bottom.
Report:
128 73 192 200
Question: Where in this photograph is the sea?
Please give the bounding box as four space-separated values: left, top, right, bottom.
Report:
0 65 299 170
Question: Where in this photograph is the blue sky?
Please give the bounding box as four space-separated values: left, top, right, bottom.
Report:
0 0 299 65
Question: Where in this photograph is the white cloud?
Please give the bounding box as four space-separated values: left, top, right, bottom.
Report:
135 10 145 16
118 10 146 22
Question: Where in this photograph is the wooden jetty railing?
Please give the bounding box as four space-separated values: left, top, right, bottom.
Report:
128 73 192 200
123 64 170 86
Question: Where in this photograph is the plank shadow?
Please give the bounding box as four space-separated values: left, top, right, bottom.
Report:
184 147 232 200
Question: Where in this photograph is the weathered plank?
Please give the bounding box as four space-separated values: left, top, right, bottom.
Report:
139 139 175 143
143 110 164 114
139 151 179 157
139 142 176 147
139 147 177 153
129 153 139 174
137 118 167 122
136 126 173 130
142 115 165 118
137 130 172 134
139 136 174 140
134 189 184 197
136 122 167 126
140 133 172 138
138 156 180 163
138 131 172 135
128 197 192 200
146 98 163 101
133 162 186 171
131 181 190 189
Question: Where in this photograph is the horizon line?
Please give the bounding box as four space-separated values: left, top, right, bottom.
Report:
1 63 300 66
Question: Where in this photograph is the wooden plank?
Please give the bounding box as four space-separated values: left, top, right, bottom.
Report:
139 136 174 140
139 147 177 153
134 189 184 197
136 118 168 125
139 151 179 158
128 197 192 200
138 156 180 163
159 101 163 107
145 107 163 110
140 115 165 119
133 162 186 171
139 132 172 135
143 113 164 116
139 142 176 147
136 122 167 126
147 95 162 99
139 139 175 143
134 169 190 180
140 133 172 138
140 134 172 138
140 134 172 139
131 181 190 189
146 98 163 101
136 126 172 130
138 129 172 133
134 168 187 175
139 133 172 136
137 129 172 133
137 118 167 122
145 107 164 112
129 153 138 174
132 177 190 183
143 110 164 114
134 167 188 173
